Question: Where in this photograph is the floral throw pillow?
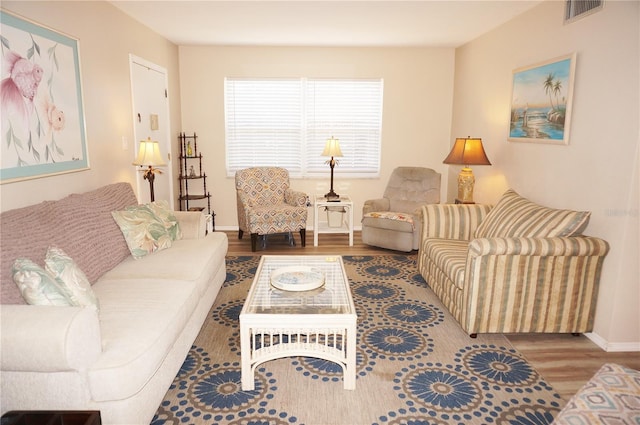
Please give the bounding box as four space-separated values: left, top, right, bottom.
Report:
148 200 182 241
112 204 173 259
12 258 72 306
45 246 99 309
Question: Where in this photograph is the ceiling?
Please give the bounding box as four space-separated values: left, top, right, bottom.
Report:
110 1 543 48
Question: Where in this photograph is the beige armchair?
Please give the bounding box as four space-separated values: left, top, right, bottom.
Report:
361 167 441 252
235 167 308 252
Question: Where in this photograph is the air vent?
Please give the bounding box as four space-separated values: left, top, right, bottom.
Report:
565 0 604 23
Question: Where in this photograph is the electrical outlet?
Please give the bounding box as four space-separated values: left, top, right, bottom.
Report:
121 136 128 150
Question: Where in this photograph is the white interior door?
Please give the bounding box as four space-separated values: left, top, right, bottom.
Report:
130 55 174 208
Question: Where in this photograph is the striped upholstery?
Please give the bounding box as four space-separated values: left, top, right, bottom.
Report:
418 198 609 336
474 189 591 238
422 204 492 241
421 239 468 289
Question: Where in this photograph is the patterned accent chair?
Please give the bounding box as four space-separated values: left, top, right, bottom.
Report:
417 189 610 336
235 167 308 252
361 167 441 252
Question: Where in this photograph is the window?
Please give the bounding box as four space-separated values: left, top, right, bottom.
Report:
224 78 383 178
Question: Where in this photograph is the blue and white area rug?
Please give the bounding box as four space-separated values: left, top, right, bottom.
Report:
154 255 563 425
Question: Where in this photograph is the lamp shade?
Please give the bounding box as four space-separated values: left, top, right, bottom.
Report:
133 138 166 167
443 137 491 166
321 136 343 157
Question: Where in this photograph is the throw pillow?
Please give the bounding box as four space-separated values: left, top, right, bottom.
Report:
12 258 72 306
45 246 99 309
112 204 173 259
474 189 591 239
147 200 182 241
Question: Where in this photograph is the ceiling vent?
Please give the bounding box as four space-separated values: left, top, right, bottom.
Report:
564 0 604 23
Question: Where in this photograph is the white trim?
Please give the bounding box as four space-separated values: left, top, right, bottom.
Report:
585 332 640 352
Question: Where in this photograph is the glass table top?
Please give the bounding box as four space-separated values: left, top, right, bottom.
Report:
243 255 353 315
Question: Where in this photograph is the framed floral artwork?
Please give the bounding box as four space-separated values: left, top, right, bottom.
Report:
508 53 576 145
1 10 89 183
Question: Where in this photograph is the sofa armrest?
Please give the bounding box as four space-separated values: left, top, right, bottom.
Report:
468 236 610 257
175 211 206 239
421 204 492 241
284 189 307 207
1 305 101 372
460 235 609 334
363 198 390 215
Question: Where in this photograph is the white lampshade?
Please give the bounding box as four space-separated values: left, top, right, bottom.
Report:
321 136 343 157
133 138 166 166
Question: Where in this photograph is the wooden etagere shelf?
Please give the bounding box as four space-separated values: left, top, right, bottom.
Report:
178 132 215 230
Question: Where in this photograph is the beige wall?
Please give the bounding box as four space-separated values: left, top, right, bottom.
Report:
178 46 455 229
3 1 636 349
0 1 182 212
450 0 639 349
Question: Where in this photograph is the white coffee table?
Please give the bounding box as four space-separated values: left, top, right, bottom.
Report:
240 255 357 390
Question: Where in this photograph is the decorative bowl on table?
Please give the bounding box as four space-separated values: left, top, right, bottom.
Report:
270 266 325 291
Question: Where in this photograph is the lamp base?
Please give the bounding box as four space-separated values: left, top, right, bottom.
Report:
457 167 475 203
325 191 340 201
144 166 157 202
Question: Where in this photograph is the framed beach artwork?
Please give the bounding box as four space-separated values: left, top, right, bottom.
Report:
508 53 576 145
0 10 89 183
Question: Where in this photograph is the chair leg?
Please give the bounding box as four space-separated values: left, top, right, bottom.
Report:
238 229 244 240
299 229 306 247
250 233 258 252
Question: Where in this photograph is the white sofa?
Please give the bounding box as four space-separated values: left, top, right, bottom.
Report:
0 183 228 425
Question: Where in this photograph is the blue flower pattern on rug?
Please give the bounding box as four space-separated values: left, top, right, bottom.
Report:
402 367 480 411
458 345 537 387
366 327 423 355
154 255 562 424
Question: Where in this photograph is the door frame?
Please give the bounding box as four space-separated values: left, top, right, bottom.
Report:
128 54 175 209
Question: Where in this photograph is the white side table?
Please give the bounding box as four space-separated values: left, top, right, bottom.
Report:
313 195 354 246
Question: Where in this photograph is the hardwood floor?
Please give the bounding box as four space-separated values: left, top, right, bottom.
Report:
223 230 640 402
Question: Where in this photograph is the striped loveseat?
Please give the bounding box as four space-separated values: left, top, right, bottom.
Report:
417 189 609 336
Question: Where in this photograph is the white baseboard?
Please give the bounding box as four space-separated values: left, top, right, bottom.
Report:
585 332 640 352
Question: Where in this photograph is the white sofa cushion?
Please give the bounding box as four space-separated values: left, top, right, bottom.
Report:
100 233 227 284
87 232 227 402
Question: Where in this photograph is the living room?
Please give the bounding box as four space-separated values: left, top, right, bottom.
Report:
1 0 638 419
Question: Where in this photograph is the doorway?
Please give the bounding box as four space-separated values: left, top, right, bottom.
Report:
129 55 174 208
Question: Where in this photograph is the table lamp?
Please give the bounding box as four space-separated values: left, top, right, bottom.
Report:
133 137 166 202
443 137 491 203
322 136 343 201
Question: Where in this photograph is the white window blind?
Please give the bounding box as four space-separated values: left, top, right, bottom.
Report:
224 78 383 177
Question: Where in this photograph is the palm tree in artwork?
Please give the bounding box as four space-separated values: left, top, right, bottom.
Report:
543 73 556 110
553 80 563 111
